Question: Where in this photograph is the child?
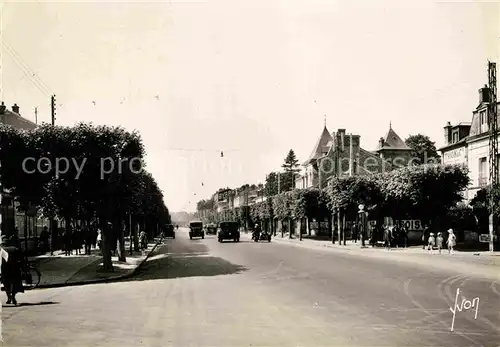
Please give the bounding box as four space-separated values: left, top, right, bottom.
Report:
436 232 444 254
428 232 436 254
447 229 456 254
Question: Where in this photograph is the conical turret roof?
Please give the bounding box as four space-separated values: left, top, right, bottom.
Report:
304 126 333 165
376 125 410 151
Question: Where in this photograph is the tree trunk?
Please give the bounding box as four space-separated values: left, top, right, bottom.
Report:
337 210 341 245
281 220 285 238
288 219 292 239
307 217 311 236
342 210 346 246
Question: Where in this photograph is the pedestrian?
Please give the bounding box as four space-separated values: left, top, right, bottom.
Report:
84 225 92 255
427 232 436 254
436 232 444 254
92 226 98 250
64 229 72 256
403 225 409 248
422 226 429 250
96 229 102 253
447 229 456 254
1 235 25 305
39 226 49 253
384 225 392 250
139 231 148 250
72 228 82 255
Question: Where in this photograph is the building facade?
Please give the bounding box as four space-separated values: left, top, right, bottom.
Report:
296 124 412 189
439 85 500 201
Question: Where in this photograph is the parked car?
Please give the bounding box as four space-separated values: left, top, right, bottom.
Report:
205 223 218 235
189 221 204 240
164 224 175 239
218 221 240 242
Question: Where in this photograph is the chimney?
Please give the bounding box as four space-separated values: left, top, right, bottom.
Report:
444 121 452 144
479 85 490 104
378 137 385 149
0 102 5 115
338 129 345 151
12 103 19 114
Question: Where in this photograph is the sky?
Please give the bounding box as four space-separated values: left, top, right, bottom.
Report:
1 0 499 212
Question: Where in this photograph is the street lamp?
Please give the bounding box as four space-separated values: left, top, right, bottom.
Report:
358 204 367 247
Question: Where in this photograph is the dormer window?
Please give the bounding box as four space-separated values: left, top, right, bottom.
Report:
480 110 487 125
452 132 458 143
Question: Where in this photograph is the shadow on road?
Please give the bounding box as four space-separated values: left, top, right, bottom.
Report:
127 255 247 281
117 241 247 281
3 301 59 308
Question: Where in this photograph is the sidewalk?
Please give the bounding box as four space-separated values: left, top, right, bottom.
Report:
244 233 500 280
27 239 162 288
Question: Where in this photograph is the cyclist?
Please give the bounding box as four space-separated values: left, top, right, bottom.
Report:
1 235 25 305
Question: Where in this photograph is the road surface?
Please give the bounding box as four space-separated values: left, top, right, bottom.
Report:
3 227 499 346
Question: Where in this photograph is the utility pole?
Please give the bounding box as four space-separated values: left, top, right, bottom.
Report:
34 107 38 124
49 95 56 254
51 95 56 125
488 61 498 253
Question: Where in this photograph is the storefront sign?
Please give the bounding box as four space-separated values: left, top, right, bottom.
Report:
444 147 466 164
479 234 497 243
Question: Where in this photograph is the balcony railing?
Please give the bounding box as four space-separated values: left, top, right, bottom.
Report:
478 176 488 187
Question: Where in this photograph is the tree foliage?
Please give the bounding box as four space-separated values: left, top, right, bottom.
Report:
0 123 170 268
379 164 469 223
405 134 441 164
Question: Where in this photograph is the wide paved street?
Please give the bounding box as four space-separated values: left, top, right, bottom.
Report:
3 228 499 346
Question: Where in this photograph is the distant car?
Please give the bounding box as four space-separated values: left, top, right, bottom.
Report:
205 223 218 235
218 221 240 242
164 224 175 239
189 221 204 240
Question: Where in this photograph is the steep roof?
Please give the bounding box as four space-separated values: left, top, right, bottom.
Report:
376 125 410 151
0 108 37 130
303 126 333 165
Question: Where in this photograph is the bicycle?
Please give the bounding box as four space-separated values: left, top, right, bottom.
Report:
21 261 41 290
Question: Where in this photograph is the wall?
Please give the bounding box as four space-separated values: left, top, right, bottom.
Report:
468 136 490 200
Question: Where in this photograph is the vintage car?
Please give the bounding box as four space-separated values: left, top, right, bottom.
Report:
205 223 218 235
164 224 175 239
189 221 204 240
217 221 240 242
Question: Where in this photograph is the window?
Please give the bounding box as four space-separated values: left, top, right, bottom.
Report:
480 111 487 125
452 132 459 143
478 157 488 187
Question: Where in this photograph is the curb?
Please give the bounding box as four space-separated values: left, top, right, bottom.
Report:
266 235 499 257
32 238 164 290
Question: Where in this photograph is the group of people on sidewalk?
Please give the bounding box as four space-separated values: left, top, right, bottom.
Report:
382 224 409 249
381 224 457 254
424 228 456 254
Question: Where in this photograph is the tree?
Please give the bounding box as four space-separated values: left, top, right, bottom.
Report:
327 175 384 244
264 172 280 196
0 123 170 270
379 164 470 226
405 134 441 164
470 184 500 233
281 149 301 191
